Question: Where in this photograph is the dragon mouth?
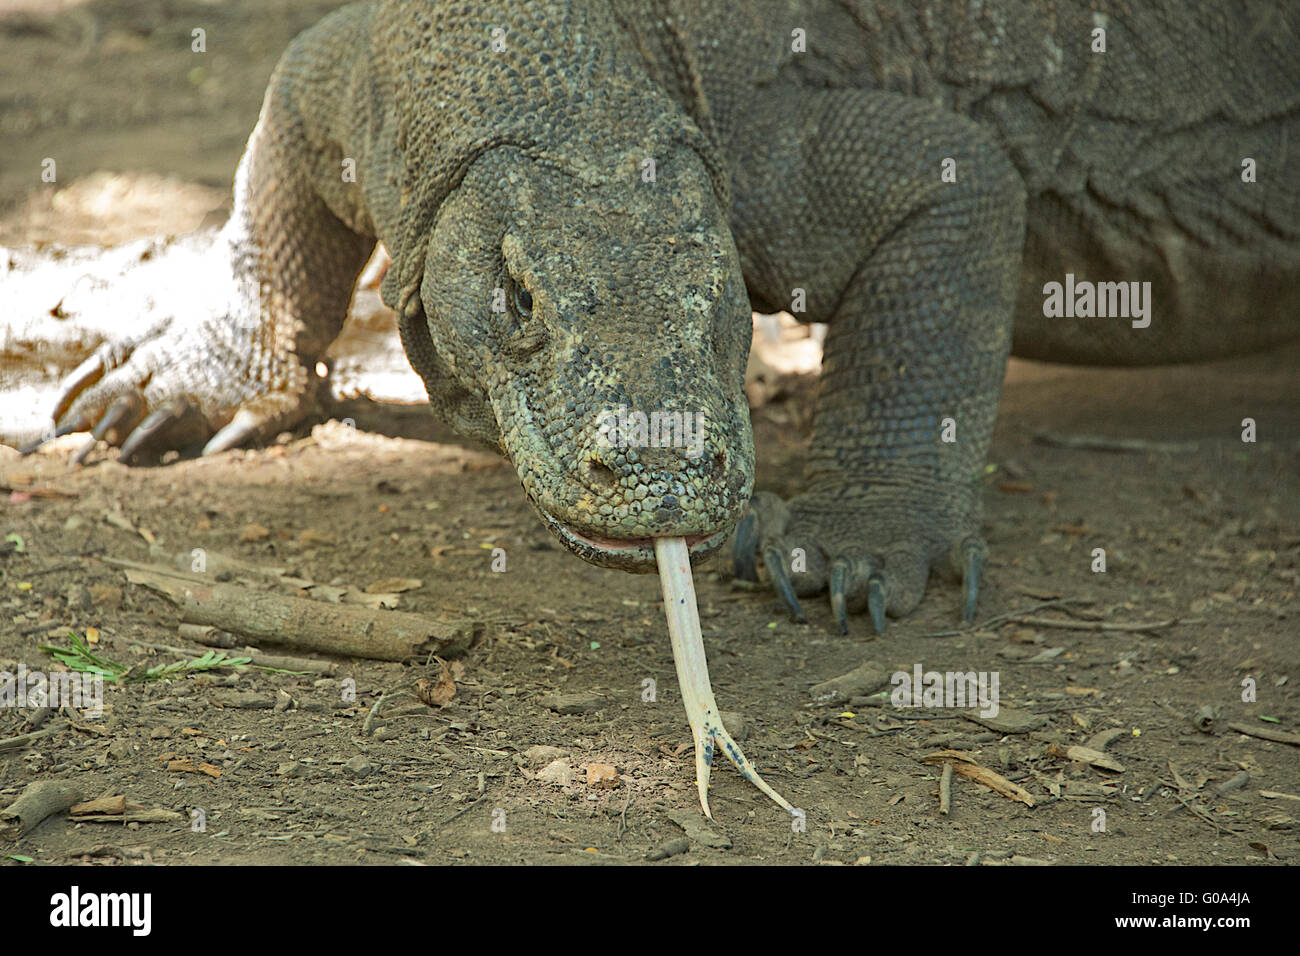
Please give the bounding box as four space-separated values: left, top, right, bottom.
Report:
536 507 729 571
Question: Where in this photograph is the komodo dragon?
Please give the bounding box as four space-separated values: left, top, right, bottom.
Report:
38 1 1300 633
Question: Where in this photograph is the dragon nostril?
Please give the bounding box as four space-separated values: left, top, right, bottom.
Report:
585 458 620 490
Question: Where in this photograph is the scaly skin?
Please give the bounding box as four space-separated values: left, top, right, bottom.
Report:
43 1 1300 632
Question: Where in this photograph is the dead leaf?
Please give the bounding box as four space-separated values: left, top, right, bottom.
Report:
365 577 423 594
165 758 222 778
966 708 1048 734
1047 742 1125 772
415 658 456 707
1052 523 1091 537
103 509 136 533
342 590 400 609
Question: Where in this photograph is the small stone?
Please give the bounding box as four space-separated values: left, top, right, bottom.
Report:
343 755 372 778
809 661 889 703
106 739 130 760
667 808 731 849
646 838 691 861
536 758 575 787
522 744 569 766
87 585 122 609
539 692 603 715
64 584 91 610
586 763 619 790
240 523 270 542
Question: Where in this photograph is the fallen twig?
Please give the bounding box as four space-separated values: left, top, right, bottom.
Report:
1226 722 1300 747
148 544 285 579
1157 780 1233 835
129 636 333 674
0 722 69 752
105 558 480 662
1032 431 1200 454
919 599 1095 638
1007 615 1195 633
69 795 184 825
939 761 953 815
178 622 240 648
1046 741 1125 773
923 750 1035 807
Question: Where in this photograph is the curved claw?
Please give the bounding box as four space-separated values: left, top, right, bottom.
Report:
52 353 107 423
763 546 805 623
19 417 88 456
829 560 850 635
118 401 193 462
961 545 982 624
202 408 262 457
732 511 758 581
93 394 143 442
867 574 887 635
71 395 141 465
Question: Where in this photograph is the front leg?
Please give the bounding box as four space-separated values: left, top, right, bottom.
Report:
43 4 378 462
730 87 1026 633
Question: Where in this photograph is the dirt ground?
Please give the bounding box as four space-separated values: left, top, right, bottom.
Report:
1 0 1297 867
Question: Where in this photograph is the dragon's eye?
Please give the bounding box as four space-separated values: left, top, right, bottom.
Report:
514 284 533 317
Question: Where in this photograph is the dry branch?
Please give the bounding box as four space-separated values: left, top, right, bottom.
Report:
108 558 479 662
1226 722 1300 746
1007 615 1191 633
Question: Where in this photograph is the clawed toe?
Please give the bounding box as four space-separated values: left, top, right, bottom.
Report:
52 353 109 425
829 560 849 635
18 417 87 456
71 394 144 465
957 536 985 624
867 574 887 635
762 546 805 622
202 407 269 457
732 512 759 581
734 491 985 634
119 399 204 462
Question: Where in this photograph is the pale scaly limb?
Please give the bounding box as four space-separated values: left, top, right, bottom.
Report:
653 536 795 819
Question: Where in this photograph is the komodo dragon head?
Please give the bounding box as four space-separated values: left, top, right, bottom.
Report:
401 144 754 572
383 8 755 572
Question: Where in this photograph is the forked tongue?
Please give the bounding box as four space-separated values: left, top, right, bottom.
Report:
653 536 795 819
